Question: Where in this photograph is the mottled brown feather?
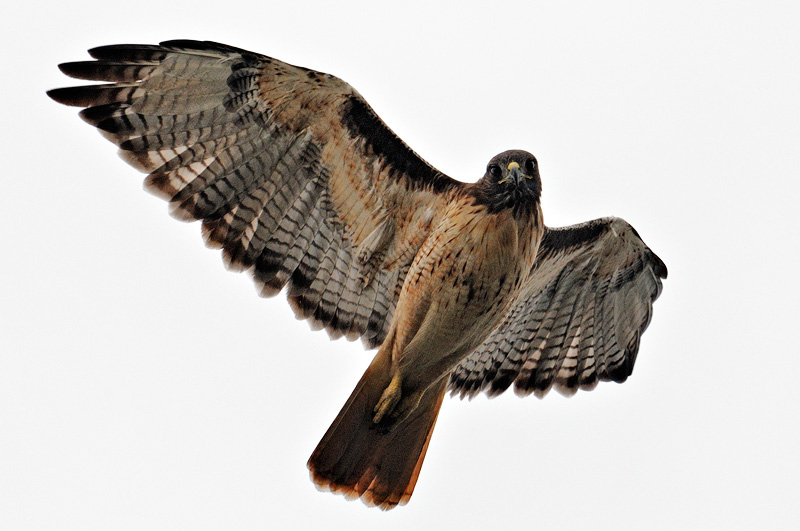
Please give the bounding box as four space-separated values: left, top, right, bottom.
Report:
48 40 463 349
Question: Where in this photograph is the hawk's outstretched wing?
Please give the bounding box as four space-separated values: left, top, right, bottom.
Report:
449 217 667 398
48 40 464 348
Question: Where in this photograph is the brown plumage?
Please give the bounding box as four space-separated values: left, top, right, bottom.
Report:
48 40 667 509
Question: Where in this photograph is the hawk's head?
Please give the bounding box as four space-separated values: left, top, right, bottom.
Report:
472 150 542 216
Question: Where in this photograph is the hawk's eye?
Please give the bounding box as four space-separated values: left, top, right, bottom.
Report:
525 158 537 174
488 164 502 179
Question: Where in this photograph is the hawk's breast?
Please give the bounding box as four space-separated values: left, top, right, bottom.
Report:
393 197 543 365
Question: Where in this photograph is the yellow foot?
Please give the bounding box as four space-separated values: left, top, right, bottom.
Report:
373 373 403 424
373 374 426 430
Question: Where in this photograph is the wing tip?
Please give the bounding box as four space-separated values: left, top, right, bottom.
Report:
87 43 163 61
56 61 90 80
46 86 87 107
650 250 668 279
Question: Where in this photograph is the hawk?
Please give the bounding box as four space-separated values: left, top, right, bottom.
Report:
48 40 667 509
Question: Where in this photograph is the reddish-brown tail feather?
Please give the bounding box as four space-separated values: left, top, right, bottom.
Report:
307 348 447 509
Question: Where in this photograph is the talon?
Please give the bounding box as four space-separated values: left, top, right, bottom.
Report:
373 373 403 424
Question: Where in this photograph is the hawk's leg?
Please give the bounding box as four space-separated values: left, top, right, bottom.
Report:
373 373 423 429
373 373 402 424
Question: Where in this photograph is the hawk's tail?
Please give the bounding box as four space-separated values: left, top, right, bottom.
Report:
307 347 447 509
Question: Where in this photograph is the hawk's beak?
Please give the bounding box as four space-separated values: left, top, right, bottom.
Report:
506 161 524 186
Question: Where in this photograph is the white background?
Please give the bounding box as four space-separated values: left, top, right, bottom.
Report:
3 1 799 529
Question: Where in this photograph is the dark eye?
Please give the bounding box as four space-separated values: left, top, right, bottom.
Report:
525 158 537 174
488 164 502 179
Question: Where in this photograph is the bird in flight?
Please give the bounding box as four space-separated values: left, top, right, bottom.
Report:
48 40 667 509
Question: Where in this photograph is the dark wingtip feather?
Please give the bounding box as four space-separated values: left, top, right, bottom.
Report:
604 357 633 383
58 61 108 81
629 223 667 280
650 250 668 279
57 62 88 79
58 60 158 83
159 39 213 49
487 372 515 397
85 41 250 61
159 39 258 56
47 85 93 107
46 87 68 105
77 102 126 128
88 43 168 61
48 84 137 108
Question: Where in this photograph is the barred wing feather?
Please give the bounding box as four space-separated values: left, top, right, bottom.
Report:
450 217 667 398
48 40 464 348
